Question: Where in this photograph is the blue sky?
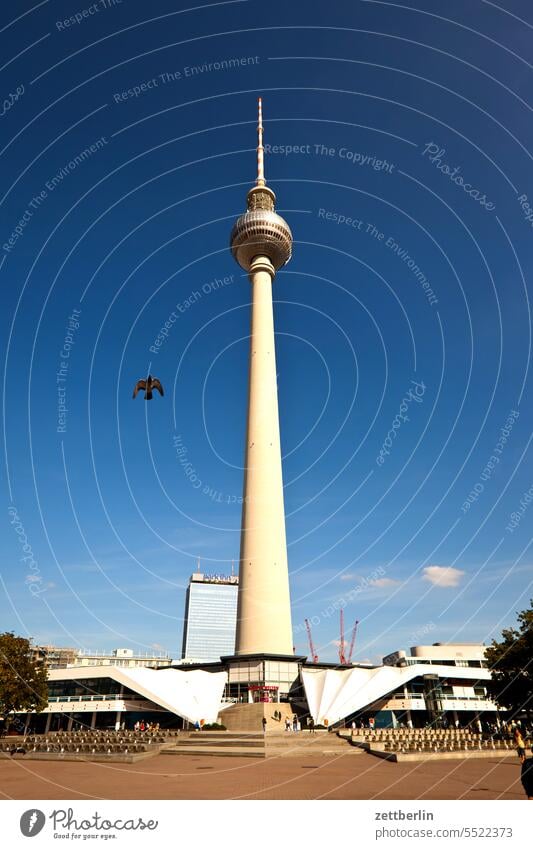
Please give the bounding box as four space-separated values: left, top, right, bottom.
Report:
1 0 532 664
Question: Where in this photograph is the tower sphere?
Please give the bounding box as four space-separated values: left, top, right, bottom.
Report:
230 187 293 272
230 98 293 273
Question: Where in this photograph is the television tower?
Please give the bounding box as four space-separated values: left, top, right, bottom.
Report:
230 98 294 656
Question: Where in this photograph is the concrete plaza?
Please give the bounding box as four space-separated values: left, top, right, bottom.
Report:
0 751 524 800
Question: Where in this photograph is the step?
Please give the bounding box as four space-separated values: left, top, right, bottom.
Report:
162 745 265 759
266 745 363 757
265 737 347 745
178 738 265 748
193 733 264 740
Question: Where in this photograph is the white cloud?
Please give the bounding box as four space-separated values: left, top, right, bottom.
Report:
339 573 357 581
422 565 465 588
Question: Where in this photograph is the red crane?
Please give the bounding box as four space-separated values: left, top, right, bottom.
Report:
338 609 346 665
347 619 360 664
305 619 319 663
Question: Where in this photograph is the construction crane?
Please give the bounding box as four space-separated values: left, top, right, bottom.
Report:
338 609 346 665
305 618 319 663
339 612 359 665
347 619 360 664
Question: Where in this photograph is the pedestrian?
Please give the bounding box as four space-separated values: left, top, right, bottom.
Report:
262 717 267 733
350 720 356 735
514 727 527 760
285 717 291 732
309 717 315 734
521 748 533 800
292 714 298 733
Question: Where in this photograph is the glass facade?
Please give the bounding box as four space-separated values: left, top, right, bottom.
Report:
181 578 238 662
47 677 140 700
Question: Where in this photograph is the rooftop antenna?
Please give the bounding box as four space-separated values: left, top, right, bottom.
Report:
256 97 265 187
231 559 235 577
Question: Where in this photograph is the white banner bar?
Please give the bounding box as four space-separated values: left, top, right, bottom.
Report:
1 800 530 848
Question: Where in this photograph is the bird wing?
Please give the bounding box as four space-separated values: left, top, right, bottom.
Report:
132 380 146 399
151 378 164 396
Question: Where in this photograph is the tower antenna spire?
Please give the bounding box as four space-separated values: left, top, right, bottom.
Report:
256 97 265 187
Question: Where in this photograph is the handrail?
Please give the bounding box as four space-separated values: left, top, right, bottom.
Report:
47 694 143 703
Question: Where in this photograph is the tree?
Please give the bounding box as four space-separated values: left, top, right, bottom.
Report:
0 632 48 732
485 600 533 718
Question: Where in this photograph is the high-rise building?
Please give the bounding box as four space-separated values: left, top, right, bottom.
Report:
181 572 239 663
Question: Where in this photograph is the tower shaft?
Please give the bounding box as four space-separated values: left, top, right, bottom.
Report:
230 99 294 658
235 256 293 655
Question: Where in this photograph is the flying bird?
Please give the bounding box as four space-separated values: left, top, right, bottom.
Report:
132 375 164 400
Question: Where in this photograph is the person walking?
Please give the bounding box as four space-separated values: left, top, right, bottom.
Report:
309 717 315 734
285 717 291 732
262 717 267 734
292 714 298 733
521 748 533 800
514 727 527 760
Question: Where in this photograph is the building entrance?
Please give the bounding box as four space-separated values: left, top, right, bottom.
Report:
249 685 279 703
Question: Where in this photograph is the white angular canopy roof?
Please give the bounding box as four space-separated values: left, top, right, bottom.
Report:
302 663 491 726
48 666 226 724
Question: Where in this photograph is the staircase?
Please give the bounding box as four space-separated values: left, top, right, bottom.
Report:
162 729 363 759
265 729 363 757
162 731 266 759
219 701 308 732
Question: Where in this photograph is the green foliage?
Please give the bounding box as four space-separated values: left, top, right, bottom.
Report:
0 633 48 726
485 600 533 715
201 722 226 730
